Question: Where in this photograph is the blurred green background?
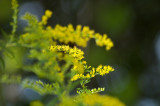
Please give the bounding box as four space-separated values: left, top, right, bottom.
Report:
1 0 160 106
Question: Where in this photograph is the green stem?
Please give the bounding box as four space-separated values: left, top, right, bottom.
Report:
81 80 86 90
10 0 19 42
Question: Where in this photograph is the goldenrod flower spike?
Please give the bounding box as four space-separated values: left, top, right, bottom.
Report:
71 65 114 81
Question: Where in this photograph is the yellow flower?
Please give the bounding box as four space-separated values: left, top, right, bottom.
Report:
82 61 87 64
42 15 47 24
72 60 84 74
71 74 80 81
59 94 125 106
90 68 95 77
40 10 52 25
85 73 90 78
81 94 125 106
45 10 52 18
46 23 113 49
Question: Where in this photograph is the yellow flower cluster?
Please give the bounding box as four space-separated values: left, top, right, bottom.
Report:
96 65 114 76
46 23 114 50
81 94 125 106
49 45 85 74
59 94 125 106
71 74 83 81
49 45 84 61
95 33 114 50
71 65 114 81
70 69 94 81
47 24 92 47
21 10 114 51
40 10 52 25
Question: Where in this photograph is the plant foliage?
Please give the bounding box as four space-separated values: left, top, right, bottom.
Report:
0 0 125 106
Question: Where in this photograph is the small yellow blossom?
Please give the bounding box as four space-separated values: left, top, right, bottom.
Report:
82 61 87 64
90 67 95 77
71 74 80 81
85 73 90 78
45 10 52 18
40 10 52 25
42 16 47 24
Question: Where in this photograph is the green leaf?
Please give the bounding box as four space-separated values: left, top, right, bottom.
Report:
3 48 15 58
0 28 9 41
0 56 5 71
